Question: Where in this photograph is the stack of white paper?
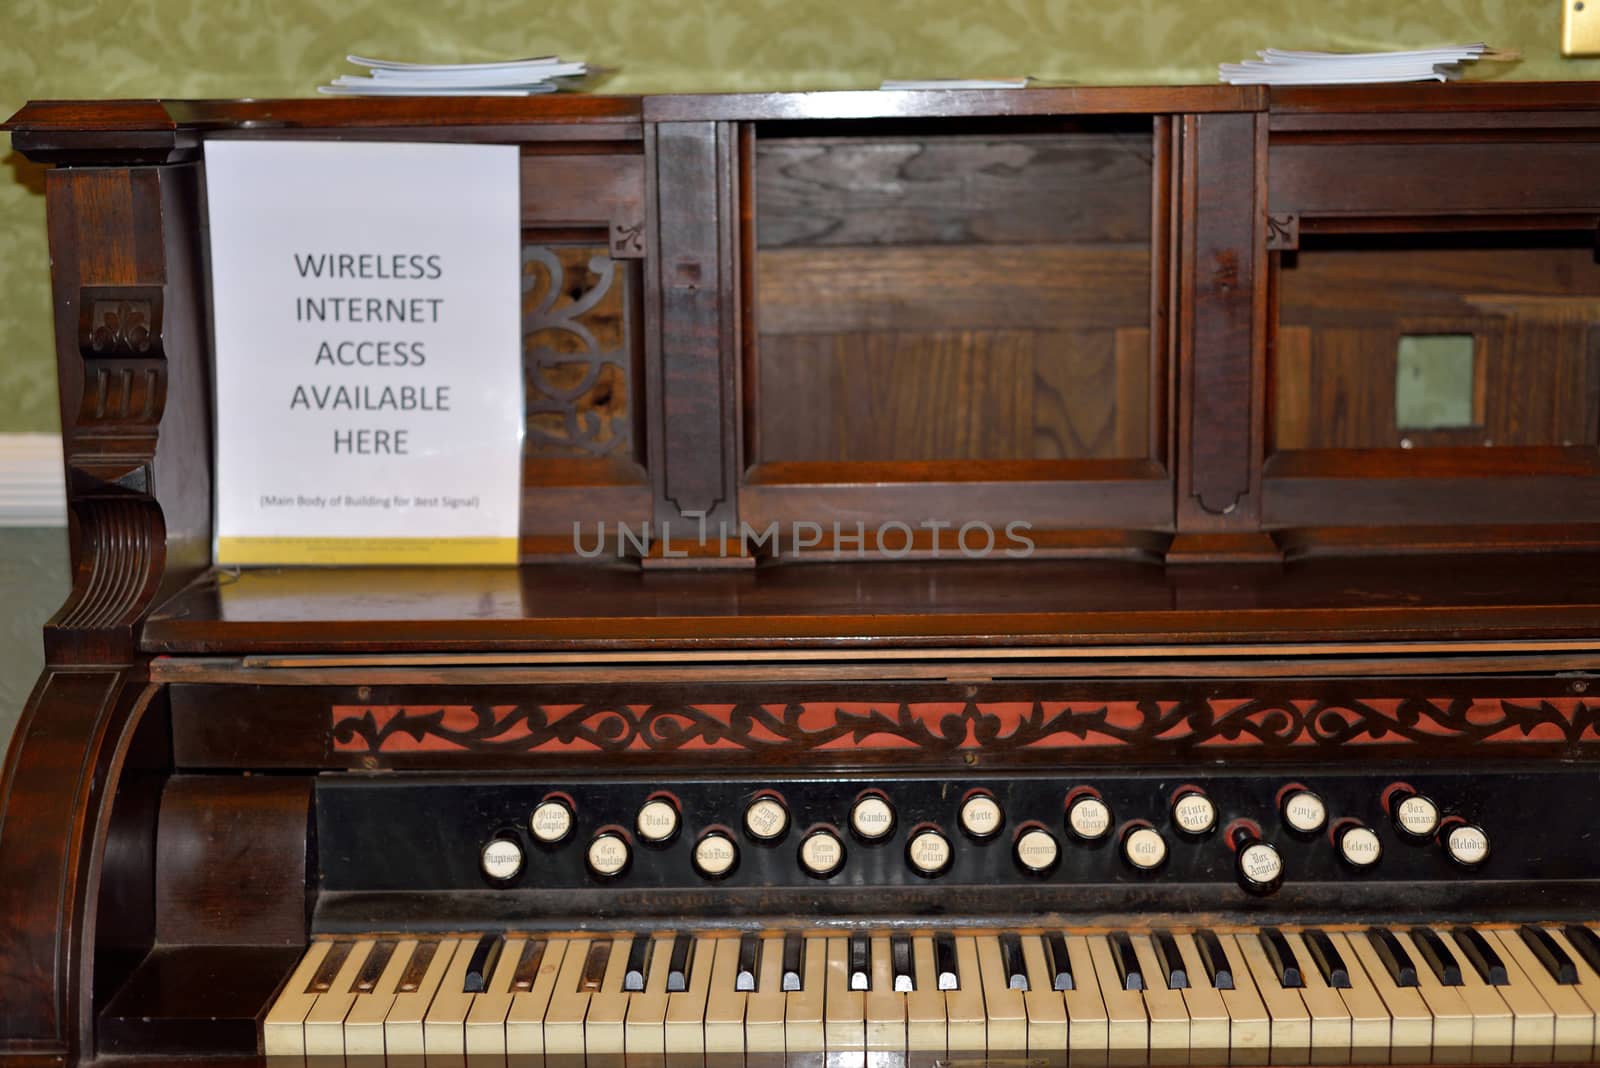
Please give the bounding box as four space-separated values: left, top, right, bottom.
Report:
1220 44 1491 86
879 78 1032 90
319 55 589 96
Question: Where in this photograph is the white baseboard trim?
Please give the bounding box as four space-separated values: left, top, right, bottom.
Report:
0 434 67 528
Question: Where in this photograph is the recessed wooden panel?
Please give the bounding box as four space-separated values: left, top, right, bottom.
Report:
1274 237 1600 451
154 775 311 946
752 125 1156 473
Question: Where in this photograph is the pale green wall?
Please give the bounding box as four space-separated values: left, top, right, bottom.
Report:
4 0 1598 432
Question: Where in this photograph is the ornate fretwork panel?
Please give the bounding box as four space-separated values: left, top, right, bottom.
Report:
522 243 636 459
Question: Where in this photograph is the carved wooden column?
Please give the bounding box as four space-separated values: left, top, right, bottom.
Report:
643 121 746 565
1170 110 1277 563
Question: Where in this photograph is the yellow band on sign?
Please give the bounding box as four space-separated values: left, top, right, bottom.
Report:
216 536 517 566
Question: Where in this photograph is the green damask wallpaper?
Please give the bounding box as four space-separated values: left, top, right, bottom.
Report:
3 0 1597 432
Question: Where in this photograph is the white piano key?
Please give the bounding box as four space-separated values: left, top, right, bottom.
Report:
705 933 749 1053
977 933 1029 1051
465 935 527 1056
1341 928 1431 1065
785 934 828 1053
262 939 334 1056
944 935 988 1053
344 939 415 1057
384 937 461 1057
505 937 569 1055
1170 932 1231 1065
540 935 595 1055
303 938 374 1055
424 932 484 1056
625 933 675 1055
824 934 866 1051
1235 931 1312 1065
1282 931 1351 1066
907 933 948 1053
744 933 788 1053
1545 927 1600 1057
1442 927 1553 1063
1317 932 1391 1065
1394 928 1474 1063
1428 926 1513 1064
1211 933 1271 1066
865 933 907 1051
1061 934 1111 1060
1021 933 1069 1053
1131 933 1190 1065
1491 927 1595 1061
1086 932 1150 1063
664 931 714 1053
585 932 635 1055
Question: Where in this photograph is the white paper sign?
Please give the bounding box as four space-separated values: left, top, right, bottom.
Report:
207 140 522 565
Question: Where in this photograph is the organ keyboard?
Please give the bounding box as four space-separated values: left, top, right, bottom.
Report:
6 84 1600 1068
263 925 1600 1062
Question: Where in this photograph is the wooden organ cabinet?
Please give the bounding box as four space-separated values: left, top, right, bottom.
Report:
3 83 1600 1067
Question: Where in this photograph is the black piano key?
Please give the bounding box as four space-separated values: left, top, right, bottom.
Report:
666 931 693 993
1366 927 1419 988
1152 930 1188 990
581 938 612 991
1520 925 1579 985
735 932 759 992
1407 927 1462 987
849 932 871 991
781 932 803 992
1563 925 1600 977
1195 929 1234 990
463 932 503 993
397 940 439 994
935 932 960 991
1045 932 1074 991
353 939 397 993
1000 932 1029 991
624 932 652 992
307 941 353 994
892 934 915 993
1303 928 1351 989
1450 926 1509 987
1261 927 1304 989
511 939 547 992
1110 932 1144 992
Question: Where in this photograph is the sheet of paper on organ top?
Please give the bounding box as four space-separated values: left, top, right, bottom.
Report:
1219 43 1514 85
319 55 591 96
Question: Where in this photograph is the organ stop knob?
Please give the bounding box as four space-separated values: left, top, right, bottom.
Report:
906 827 953 876
958 791 1004 839
1387 785 1442 840
1171 787 1218 836
1280 787 1328 835
1121 825 1168 871
480 837 524 882
799 827 847 878
636 797 681 844
1335 822 1383 869
744 793 790 842
1443 821 1491 868
1014 824 1060 874
1231 823 1284 895
1065 793 1112 842
529 796 574 845
587 830 631 878
850 792 896 841
692 830 739 879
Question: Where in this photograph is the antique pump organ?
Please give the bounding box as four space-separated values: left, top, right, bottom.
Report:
4 83 1600 1066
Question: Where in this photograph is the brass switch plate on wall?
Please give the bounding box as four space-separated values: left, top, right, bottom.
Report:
1564 0 1600 55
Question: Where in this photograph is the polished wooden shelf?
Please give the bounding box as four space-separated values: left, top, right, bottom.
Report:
140 553 1600 654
